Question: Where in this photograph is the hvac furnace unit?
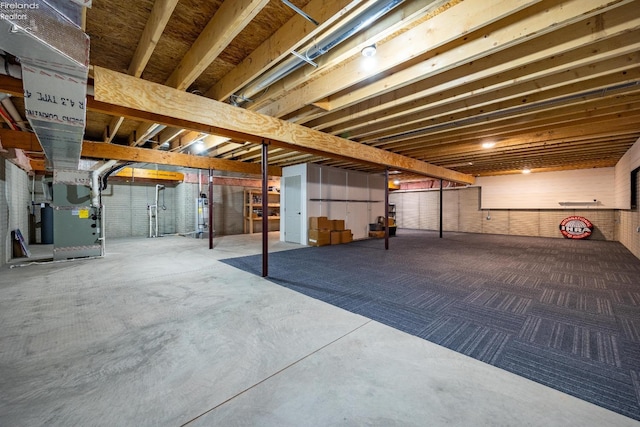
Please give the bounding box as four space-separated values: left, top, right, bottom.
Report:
52 182 102 260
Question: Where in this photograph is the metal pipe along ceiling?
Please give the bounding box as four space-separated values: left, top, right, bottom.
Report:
232 0 405 106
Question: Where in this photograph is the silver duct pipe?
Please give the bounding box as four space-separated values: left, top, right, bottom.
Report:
232 0 404 106
0 1 89 170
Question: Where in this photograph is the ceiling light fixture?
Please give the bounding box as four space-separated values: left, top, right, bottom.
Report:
193 140 205 153
361 45 377 57
522 168 531 174
482 141 496 149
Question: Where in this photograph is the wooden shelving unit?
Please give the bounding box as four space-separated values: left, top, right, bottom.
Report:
243 188 280 234
388 203 396 226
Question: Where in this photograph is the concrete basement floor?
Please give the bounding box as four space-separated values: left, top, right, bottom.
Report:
0 233 638 426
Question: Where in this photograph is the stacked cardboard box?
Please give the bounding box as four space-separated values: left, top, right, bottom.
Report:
308 216 331 246
309 216 353 246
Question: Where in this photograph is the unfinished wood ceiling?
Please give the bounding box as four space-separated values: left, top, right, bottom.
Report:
5 0 640 180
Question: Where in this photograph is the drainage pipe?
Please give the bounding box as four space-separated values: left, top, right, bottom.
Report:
155 184 165 238
91 160 117 207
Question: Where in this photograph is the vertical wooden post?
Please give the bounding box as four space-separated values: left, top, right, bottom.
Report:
262 142 269 277
439 178 443 239
384 169 389 250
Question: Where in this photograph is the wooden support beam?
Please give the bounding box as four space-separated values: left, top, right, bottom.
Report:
388 98 640 153
210 141 247 157
0 128 282 176
206 0 361 101
82 141 282 175
248 0 462 114
104 116 125 143
359 68 640 144
118 0 179 148
132 122 163 146
200 135 232 152
256 0 543 117
93 66 474 184
164 0 270 91
257 0 630 118
174 131 202 151
0 74 25 97
0 128 41 151
128 0 180 78
308 7 640 131
157 127 185 147
127 131 138 147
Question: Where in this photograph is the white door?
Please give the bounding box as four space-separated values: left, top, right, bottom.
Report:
284 175 302 244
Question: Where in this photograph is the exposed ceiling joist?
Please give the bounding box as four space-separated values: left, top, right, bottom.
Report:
245 0 452 113
0 128 280 176
258 0 630 119
164 0 270 91
128 0 180 78
308 6 640 132
3 0 638 179
206 0 362 101
255 0 546 118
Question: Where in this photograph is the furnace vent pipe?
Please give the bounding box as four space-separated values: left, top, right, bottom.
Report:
91 160 117 207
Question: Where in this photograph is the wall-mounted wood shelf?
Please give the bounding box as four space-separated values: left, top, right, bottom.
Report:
243 188 280 234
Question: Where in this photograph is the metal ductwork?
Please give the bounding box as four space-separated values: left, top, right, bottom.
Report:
0 0 89 170
231 0 405 106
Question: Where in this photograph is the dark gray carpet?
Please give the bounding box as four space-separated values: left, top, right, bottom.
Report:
222 230 640 421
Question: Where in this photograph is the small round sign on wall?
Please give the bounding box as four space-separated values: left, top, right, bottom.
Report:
559 216 593 239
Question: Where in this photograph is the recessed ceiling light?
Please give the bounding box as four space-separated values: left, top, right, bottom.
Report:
482 141 496 149
393 179 400 185
522 168 531 174
361 45 377 57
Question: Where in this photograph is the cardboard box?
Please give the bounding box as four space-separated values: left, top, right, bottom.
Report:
340 230 353 243
330 231 342 245
369 230 385 239
332 219 345 231
309 216 331 230
308 229 331 246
